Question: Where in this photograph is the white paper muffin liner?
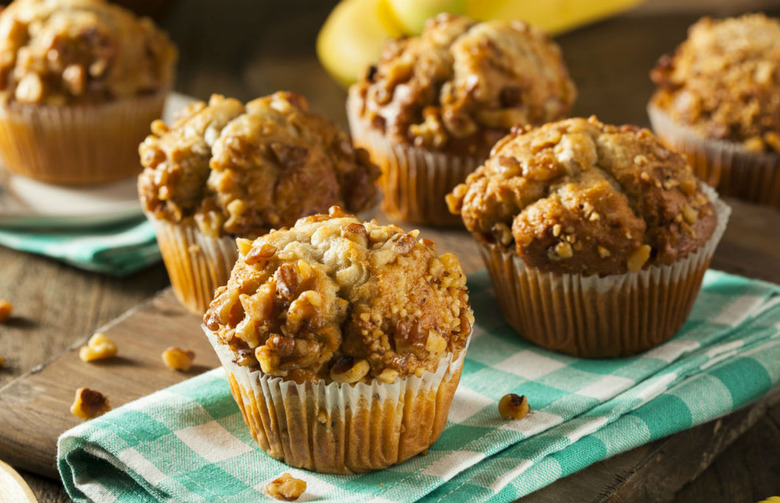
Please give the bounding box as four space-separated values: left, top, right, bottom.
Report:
204 326 468 474
347 96 482 226
147 215 238 315
648 104 780 209
0 91 167 185
478 184 731 358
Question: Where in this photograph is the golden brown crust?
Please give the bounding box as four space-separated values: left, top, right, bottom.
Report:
650 13 780 153
203 207 473 383
138 93 380 238
0 0 176 105
350 13 576 157
447 117 718 276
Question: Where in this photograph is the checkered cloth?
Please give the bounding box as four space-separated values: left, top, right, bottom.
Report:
0 218 160 276
58 270 780 502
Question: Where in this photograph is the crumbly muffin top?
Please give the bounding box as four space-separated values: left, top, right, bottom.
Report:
204 207 473 384
0 0 176 105
350 13 576 157
650 13 780 153
447 117 718 276
138 92 380 238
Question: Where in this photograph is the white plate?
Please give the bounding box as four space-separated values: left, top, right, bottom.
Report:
0 92 197 229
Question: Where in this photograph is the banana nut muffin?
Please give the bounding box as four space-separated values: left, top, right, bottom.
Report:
650 13 780 153
139 92 379 239
347 13 576 225
448 116 719 277
0 0 177 184
351 13 577 157
204 206 473 384
648 13 780 208
202 207 473 472
0 0 176 105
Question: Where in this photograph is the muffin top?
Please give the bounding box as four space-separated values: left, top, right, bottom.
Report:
138 92 380 238
650 13 780 153
204 207 473 384
447 117 718 276
0 0 177 105
349 13 576 157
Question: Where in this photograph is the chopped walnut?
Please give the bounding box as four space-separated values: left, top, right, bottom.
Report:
79 333 118 362
265 473 306 501
71 388 111 420
0 299 12 323
161 347 195 371
627 244 652 273
330 357 371 384
498 393 530 420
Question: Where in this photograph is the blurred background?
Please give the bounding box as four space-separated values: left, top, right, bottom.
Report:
137 0 780 130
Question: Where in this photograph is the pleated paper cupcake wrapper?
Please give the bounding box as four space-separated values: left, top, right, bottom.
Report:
0 91 167 185
479 185 731 358
148 216 238 315
648 104 780 209
204 327 467 474
347 99 482 226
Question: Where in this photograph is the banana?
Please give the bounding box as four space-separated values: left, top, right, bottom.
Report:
466 0 644 35
317 0 644 87
315 0 403 88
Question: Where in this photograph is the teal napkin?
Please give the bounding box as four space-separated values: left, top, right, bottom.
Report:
0 218 160 276
57 270 780 502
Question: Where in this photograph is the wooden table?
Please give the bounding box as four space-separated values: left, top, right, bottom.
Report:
1 1 779 501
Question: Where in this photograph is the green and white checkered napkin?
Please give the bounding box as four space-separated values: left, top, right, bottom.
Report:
57 269 780 502
0 218 160 276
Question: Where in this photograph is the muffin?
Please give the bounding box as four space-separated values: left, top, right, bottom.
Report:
138 92 380 315
0 0 176 185
648 13 780 208
202 206 473 474
347 13 576 226
447 116 730 357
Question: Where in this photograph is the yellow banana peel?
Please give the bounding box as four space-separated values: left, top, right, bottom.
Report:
317 0 644 88
316 0 404 88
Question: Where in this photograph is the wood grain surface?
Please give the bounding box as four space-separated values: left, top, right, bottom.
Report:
0 0 779 501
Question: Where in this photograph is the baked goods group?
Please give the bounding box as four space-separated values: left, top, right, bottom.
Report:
0 0 177 184
203 207 473 473
138 92 379 314
348 13 576 225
